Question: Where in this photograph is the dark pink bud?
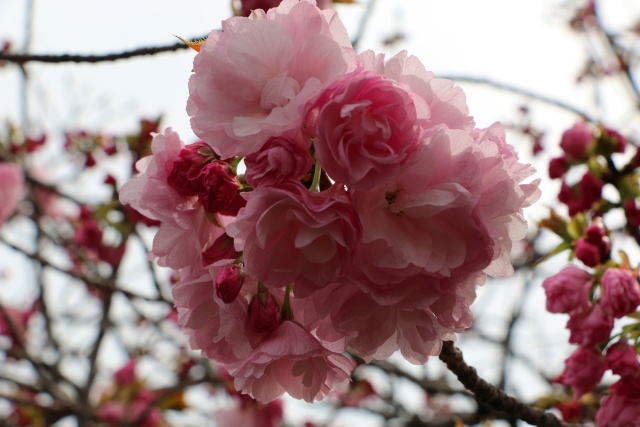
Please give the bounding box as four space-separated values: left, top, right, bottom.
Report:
548 157 569 179
624 199 640 228
248 291 280 333
560 122 593 160
197 162 241 214
606 340 640 378
575 238 601 267
167 141 214 196
215 264 244 304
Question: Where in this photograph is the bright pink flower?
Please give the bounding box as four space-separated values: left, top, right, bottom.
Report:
244 135 312 187
600 268 640 318
0 162 24 225
595 379 640 427
357 50 474 133
312 67 424 190
560 122 592 159
350 129 491 290
233 321 354 402
216 264 245 303
606 340 640 379
119 128 225 270
197 162 241 214
567 303 613 347
188 0 356 158
548 157 569 179
298 279 467 364
542 265 592 314
227 183 361 290
557 346 606 399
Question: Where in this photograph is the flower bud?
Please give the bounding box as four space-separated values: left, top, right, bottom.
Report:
248 291 280 333
215 264 244 304
600 268 640 318
167 141 213 196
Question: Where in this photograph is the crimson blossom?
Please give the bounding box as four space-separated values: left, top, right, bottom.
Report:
120 0 539 403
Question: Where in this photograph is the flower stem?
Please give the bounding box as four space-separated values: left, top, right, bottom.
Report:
310 160 322 192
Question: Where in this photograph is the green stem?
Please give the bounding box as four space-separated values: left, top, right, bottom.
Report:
281 285 294 321
310 160 322 192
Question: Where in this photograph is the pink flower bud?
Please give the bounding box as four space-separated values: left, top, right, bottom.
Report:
542 265 592 314
600 268 640 318
560 122 593 160
575 238 601 267
606 340 640 379
548 157 569 179
197 162 241 214
215 264 244 304
556 346 606 399
248 292 280 333
567 303 613 347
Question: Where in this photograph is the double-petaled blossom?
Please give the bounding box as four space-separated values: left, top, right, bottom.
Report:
188 0 356 158
120 0 540 404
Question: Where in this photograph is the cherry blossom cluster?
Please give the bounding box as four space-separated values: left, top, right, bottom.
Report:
120 0 539 402
540 121 640 425
543 261 640 426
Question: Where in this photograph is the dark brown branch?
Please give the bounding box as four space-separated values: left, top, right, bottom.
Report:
0 41 191 65
438 341 573 427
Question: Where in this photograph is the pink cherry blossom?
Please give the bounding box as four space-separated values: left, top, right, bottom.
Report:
357 50 474 133
600 268 640 318
0 162 24 226
227 183 361 290
560 122 592 159
567 303 613 347
595 379 640 427
244 134 312 187
557 346 606 399
542 265 592 314
312 67 424 190
172 265 259 372
471 123 541 277
248 291 281 333
197 162 241 214
119 128 225 270
188 0 356 158
233 321 354 402
606 340 640 379
349 129 493 298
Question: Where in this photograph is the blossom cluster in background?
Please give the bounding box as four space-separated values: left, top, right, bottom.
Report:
120 0 540 403
539 120 640 426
